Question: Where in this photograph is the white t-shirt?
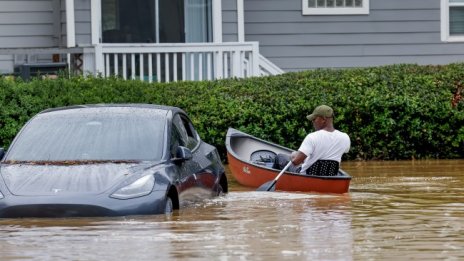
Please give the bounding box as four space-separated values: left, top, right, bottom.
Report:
298 129 350 174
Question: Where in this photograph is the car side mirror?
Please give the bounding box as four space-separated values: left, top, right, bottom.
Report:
173 146 192 163
0 148 4 160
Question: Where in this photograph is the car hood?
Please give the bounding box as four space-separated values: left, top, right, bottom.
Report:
0 162 160 196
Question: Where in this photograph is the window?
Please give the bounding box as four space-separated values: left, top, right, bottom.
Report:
101 0 212 43
170 127 184 158
7 110 166 161
442 0 464 41
102 0 160 43
172 114 199 151
302 0 369 15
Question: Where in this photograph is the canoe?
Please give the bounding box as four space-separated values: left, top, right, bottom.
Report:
225 128 351 193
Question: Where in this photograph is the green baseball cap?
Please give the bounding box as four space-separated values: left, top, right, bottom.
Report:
306 105 334 121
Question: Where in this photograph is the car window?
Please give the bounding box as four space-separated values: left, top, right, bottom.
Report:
5 108 166 161
170 126 184 158
172 114 199 150
172 114 189 146
181 117 200 148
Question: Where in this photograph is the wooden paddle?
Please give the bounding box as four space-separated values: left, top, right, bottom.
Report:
256 161 292 191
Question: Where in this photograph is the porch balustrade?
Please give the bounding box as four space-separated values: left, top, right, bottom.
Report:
1 42 283 81
95 42 262 83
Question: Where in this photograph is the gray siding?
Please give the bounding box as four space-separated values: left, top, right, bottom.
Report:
0 0 91 73
243 0 464 71
222 0 238 42
0 0 57 73
3 0 464 74
0 0 59 47
0 0 91 48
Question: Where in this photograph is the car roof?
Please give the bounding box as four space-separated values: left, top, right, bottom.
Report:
39 104 186 115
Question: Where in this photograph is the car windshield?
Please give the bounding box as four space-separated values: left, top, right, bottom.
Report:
5 107 167 162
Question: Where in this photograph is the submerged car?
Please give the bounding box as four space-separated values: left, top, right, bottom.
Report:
0 104 227 217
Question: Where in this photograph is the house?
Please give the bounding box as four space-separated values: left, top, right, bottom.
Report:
0 0 463 82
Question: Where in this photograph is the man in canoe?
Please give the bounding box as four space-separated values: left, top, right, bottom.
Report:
275 105 350 176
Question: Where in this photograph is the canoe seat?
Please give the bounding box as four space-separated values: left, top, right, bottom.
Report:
306 160 339 176
250 150 277 168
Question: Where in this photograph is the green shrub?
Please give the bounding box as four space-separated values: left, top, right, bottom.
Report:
0 63 463 161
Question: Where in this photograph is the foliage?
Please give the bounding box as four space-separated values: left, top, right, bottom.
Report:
0 63 463 161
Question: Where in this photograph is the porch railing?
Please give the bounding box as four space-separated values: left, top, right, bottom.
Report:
259 54 284 76
0 42 284 81
94 42 261 82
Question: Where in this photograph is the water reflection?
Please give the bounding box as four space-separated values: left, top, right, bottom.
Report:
0 160 463 260
343 160 464 260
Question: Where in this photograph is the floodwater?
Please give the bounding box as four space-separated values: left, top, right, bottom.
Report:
0 160 463 260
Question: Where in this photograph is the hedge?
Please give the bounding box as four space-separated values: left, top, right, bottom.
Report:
0 63 463 161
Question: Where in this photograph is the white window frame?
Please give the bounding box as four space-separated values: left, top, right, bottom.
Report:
302 0 369 15
441 0 464 42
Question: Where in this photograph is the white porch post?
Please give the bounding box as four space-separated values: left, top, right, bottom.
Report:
91 0 102 45
83 47 96 76
90 0 104 76
232 51 241 77
94 44 104 75
441 0 449 42
65 0 76 47
251 42 260 76
215 50 223 79
212 0 222 43
237 0 244 42
212 0 223 79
